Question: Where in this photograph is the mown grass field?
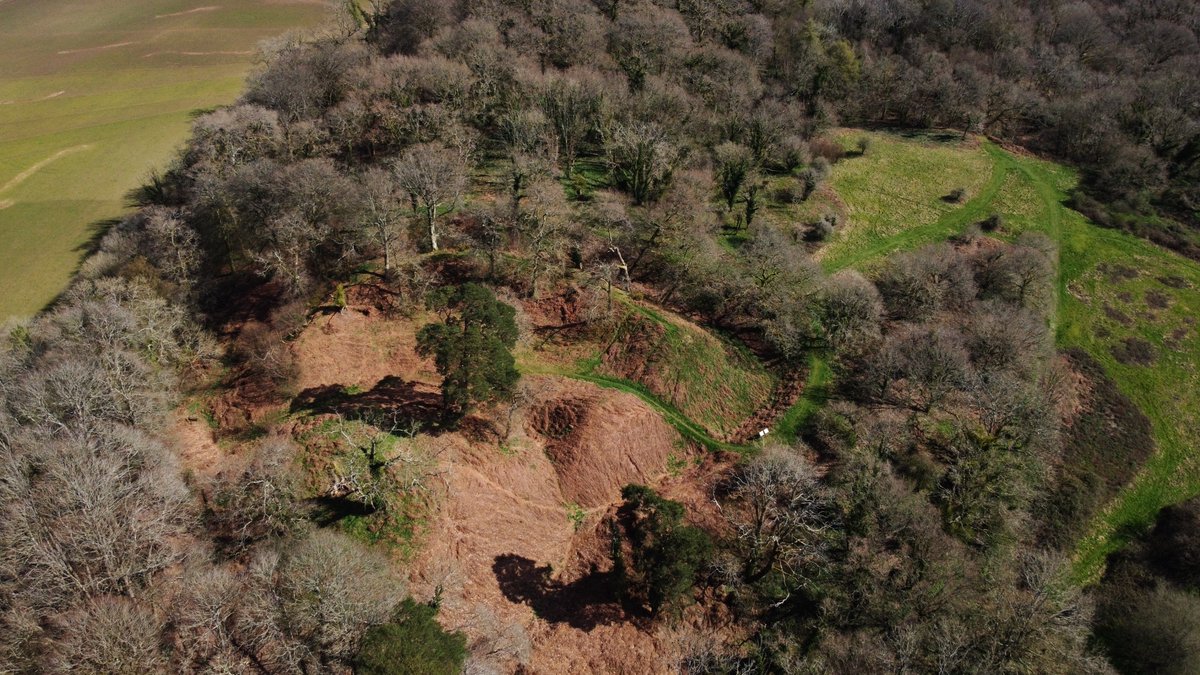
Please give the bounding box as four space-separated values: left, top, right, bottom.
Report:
789 128 1200 583
0 0 331 320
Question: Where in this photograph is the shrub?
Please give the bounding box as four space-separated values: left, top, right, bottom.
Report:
856 137 871 155
814 270 882 353
773 134 810 172
1145 498 1200 590
980 213 1003 232
805 214 837 242
355 599 467 675
1094 583 1200 675
944 187 966 203
809 137 845 163
799 168 821 202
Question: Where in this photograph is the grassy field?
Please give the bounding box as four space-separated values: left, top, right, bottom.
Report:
782 128 1200 583
0 0 331 320
815 130 995 271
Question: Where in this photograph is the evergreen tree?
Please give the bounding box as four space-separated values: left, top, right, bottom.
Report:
614 484 712 616
417 283 519 420
355 599 467 675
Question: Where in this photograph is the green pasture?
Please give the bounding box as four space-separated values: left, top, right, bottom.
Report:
0 0 331 320
815 130 994 270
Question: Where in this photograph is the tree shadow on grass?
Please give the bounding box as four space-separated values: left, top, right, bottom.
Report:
304 495 377 526
290 375 445 430
492 554 629 631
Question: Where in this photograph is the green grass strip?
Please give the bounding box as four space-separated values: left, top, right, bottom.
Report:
773 354 832 445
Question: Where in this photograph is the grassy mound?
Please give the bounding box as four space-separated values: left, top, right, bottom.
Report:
519 292 773 449
1038 348 1157 550
592 302 774 440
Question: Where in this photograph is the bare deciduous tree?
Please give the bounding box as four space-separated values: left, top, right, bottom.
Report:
359 166 410 276
606 122 679 205
259 530 405 669
539 71 609 178
714 141 753 211
49 596 169 674
393 143 468 251
498 108 558 221
141 207 203 288
722 446 833 583
817 270 884 354
888 325 974 412
0 427 189 613
186 104 282 173
518 177 571 298
206 436 305 553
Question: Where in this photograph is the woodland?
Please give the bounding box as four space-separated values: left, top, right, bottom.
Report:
2 0 1200 672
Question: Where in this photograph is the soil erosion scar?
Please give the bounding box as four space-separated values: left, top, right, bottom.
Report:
0 91 66 105
155 6 221 19
56 42 134 55
0 145 93 195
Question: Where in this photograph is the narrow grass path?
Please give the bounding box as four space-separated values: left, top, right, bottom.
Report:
774 354 831 444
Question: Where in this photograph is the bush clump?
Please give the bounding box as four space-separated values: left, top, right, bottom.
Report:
355 599 467 675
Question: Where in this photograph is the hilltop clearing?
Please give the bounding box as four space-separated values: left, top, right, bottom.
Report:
7 1 1198 671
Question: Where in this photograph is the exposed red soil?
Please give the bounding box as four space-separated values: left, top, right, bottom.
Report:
410 375 717 673
293 305 438 391
171 412 223 482
176 288 742 673
527 377 681 508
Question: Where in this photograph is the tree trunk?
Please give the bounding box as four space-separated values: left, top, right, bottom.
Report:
427 206 439 251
